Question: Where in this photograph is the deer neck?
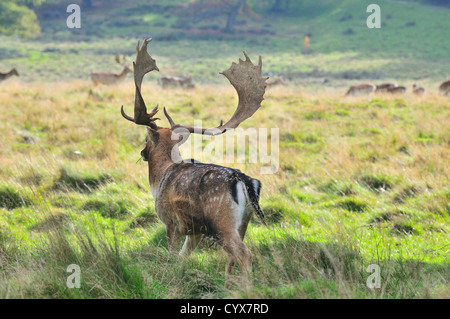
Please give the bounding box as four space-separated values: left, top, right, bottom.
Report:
147 146 181 197
117 68 129 79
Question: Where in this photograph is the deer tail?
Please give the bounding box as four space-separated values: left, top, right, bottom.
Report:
244 178 267 227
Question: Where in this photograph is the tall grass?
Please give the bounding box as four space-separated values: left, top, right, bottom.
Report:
0 80 448 298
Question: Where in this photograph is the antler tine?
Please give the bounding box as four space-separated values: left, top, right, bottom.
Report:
121 38 160 129
163 107 176 128
164 51 266 135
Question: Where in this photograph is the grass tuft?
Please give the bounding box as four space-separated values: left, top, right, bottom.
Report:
52 168 114 193
0 185 32 209
358 173 394 192
334 197 368 213
82 198 131 219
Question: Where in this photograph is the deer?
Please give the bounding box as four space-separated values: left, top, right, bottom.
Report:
345 83 376 96
0 68 19 82
265 76 286 89
439 79 450 94
157 75 195 89
90 54 132 86
387 86 407 94
121 39 267 287
375 82 398 93
412 83 425 96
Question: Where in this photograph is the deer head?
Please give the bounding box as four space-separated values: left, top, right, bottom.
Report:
115 54 132 75
11 68 19 76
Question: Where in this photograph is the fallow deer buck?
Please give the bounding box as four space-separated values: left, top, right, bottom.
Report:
90 54 132 86
121 39 267 287
0 68 19 82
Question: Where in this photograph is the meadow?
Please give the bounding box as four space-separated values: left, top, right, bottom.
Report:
0 0 449 299
0 79 448 298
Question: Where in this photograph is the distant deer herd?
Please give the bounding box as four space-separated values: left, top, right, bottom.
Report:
2 60 448 97
345 81 436 96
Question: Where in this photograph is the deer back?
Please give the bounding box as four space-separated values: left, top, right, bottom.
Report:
154 161 264 236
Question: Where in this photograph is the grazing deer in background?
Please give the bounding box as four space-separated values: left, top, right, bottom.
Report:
121 39 267 287
265 76 286 89
375 82 397 93
90 54 132 86
157 75 195 89
412 83 425 95
345 83 376 96
387 86 407 94
0 68 19 82
439 79 450 94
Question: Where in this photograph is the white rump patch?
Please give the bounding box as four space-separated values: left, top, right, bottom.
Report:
150 183 158 199
235 181 248 231
252 179 260 195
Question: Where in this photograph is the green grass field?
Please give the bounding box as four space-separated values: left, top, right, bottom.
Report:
0 81 448 298
0 0 449 299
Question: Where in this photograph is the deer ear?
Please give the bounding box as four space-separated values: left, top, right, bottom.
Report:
147 127 160 145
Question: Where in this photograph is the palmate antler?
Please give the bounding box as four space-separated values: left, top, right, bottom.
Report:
121 38 160 129
121 39 267 134
164 51 267 135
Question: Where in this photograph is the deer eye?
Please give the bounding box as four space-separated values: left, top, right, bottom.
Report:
141 148 148 162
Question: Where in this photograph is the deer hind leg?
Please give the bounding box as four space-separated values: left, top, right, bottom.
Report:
179 234 204 257
165 223 182 253
222 232 252 288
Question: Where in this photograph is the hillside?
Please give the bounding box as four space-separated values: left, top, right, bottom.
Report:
0 0 448 83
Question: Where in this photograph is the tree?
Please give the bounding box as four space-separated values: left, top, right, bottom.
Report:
182 0 252 33
224 0 246 33
269 0 291 13
82 0 93 9
426 0 450 5
0 0 45 38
